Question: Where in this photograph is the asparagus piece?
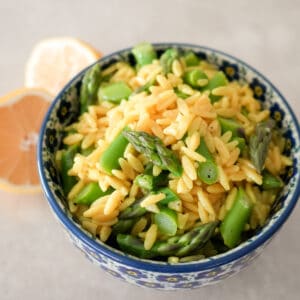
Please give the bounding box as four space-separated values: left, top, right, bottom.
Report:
179 254 205 263
119 199 147 220
196 137 219 184
160 48 179 74
204 71 228 103
117 234 156 259
249 120 275 173
218 117 243 137
132 42 157 67
117 221 218 258
183 51 200 67
61 145 78 195
196 137 214 160
99 127 129 174
74 182 113 205
174 222 218 257
134 174 155 191
80 64 102 114
134 171 169 192
262 170 283 190
122 130 183 177
112 219 136 234
232 137 246 152
154 207 178 236
197 160 219 185
158 187 179 205
183 70 208 88
220 187 253 248
81 146 94 156
98 81 132 104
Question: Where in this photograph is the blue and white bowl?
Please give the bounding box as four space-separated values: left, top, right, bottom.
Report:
37 43 300 290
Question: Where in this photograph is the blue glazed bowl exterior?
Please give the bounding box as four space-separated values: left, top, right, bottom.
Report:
37 43 300 290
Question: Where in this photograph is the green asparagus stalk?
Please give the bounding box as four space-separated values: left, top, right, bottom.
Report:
196 137 219 184
134 174 155 191
262 170 283 190
74 182 113 205
61 145 78 195
99 127 129 174
196 137 214 159
220 187 253 248
98 81 132 104
122 130 183 177
158 187 179 205
249 120 275 172
134 172 169 192
112 219 136 234
204 71 228 103
174 222 218 257
80 64 102 114
117 234 155 259
154 207 178 236
119 199 147 220
116 221 218 258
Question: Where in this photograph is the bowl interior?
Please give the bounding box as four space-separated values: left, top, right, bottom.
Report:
38 43 300 272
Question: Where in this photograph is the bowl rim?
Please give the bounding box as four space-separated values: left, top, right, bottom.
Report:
38 42 300 273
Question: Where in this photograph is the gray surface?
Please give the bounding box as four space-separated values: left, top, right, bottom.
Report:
0 0 300 299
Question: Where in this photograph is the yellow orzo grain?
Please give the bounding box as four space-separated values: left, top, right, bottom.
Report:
182 201 199 214
111 169 127 181
182 173 193 190
140 193 166 207
83 196 107 217
206 183 225 194
177 213 189 229
186 131 200 151
104 191 124 215
144 224 158 250
218 165 230 191
197 189 215 216
168 200 182 212
240 164 262 185
119 196 136 211
197 201 209 223
82 220 98 236
63 133 83 145
131 217 148 236
178 84 194 96
152 165 162 176
172 59 183 77
224 187 238 210
68 200 78 213
182 155 197 180
100 226 112 242
93 210 119 222
81 133 96 149
214 137 230 163
119 158 136 180
67 180 85 201
179 192 194 203
156 74 173 89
